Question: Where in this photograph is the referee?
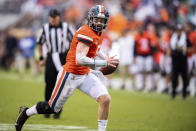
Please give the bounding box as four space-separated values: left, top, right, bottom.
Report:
170 24 191 99
37 9 74 118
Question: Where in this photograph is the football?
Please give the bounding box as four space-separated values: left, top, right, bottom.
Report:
99 62 119 75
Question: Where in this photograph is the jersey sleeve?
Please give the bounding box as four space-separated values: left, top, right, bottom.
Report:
36 27 46 45
76 27 93 46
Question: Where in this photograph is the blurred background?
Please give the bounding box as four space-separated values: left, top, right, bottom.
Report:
0 0 196 131
0 0 196 96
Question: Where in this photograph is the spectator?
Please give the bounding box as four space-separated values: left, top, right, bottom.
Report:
18 31 36 77
1 28 18 70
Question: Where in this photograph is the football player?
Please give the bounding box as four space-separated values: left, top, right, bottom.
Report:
134 28 154 91
15 5 119 131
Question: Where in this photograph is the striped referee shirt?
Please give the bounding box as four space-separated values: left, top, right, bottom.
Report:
37 22 74 54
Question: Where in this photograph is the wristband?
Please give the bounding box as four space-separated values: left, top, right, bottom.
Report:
94 59 107 67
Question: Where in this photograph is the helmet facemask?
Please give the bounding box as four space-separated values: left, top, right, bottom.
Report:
88 5 109 32
89 17 108 32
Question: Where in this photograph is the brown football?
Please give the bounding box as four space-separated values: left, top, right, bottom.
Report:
99 62 119 75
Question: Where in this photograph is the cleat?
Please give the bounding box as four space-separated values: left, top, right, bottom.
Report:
182 92 187 99
171 90 176 99
53 110 62 119
53 113 60 119
44 114 50 118
15 106 29 131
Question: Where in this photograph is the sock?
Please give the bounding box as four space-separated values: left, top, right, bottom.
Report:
98 120 108 131
26 105 38 116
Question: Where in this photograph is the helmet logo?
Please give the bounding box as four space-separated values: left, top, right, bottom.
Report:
101 6 104 15
98 5 105 17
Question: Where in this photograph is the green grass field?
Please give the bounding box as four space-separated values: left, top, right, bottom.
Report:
0 69 196 131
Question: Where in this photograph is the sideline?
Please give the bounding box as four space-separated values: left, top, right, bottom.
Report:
0 123 96 131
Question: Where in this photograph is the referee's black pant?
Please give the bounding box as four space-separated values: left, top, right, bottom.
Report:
45 53 67 102
171 54 188 98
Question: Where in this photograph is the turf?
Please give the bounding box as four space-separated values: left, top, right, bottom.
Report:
0 69 196 131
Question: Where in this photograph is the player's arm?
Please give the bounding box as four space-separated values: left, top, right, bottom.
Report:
38 44 43 58
76 42 119 67
37 27 46 65
97 49 108 60
76 42 107 67
97 49 119 67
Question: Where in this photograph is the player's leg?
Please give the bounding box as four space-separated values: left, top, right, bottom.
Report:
15 101 54 131
134 56 144 91
190 55 196 96
18 57 26 77
165 56 172 92
144 56 153 91
79 72 110 131
47 69 63 119
171 67 179 99
15 68 70 131
49 73 83 113
119 65 127 89
53 53 68 118
181 64 188 99
29 58 37 76
97 94 111 131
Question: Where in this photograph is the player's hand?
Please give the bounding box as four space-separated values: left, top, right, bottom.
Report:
39 60 45 66
106 55 119 68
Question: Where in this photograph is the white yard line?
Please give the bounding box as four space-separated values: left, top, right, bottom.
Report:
0 123 96 131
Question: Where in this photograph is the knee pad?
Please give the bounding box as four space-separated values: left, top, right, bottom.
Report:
36 101 54 114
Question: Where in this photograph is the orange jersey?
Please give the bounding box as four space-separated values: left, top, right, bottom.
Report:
188 31 196 56
135 33 151 55
64 24 104 75
144 31 158 47
189 31 196 45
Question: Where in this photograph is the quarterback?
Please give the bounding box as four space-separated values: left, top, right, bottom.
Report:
15 5 119 131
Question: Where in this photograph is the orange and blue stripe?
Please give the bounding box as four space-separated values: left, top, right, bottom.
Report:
49 68 69 110
98 5 104 16
101 6 104 15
